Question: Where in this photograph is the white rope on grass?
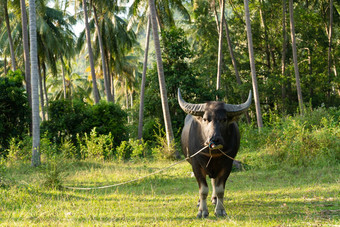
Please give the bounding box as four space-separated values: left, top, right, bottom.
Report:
64 145 209 190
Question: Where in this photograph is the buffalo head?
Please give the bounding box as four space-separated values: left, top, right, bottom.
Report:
178 89 252 149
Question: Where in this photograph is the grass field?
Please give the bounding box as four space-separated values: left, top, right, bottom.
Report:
1 159 339 226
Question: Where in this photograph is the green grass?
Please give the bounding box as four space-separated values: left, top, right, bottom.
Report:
1 160 339 226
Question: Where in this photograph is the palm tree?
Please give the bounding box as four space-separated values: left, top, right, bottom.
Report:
29 0 40 167
244 0 263 128
216 0 225 94
138 14 151 140
289 0 303 114
148 0 177 157
130 0 190 141
219 0 241 86
82 0 100 104
281 0 287 104
3 0 16 70
91 1 113 102
327 0 333 100
20 0 31 109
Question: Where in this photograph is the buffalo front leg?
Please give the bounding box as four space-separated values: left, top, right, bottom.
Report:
214 183 227 217
194 166 209 218
197 182 209 218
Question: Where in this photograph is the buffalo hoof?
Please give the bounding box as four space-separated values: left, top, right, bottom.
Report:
214 209 227 217
211 197 217 205
197 210 209 218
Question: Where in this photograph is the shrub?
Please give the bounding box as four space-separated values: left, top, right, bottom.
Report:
0 70 30 155
41 156 66 190
78 128 114 160
6 137 32 162
0 158 8 188
151 122 177 160
115 139 149 161
239 107 340 169
41 100 128 156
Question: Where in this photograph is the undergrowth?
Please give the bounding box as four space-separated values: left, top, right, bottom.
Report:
239 107 340 169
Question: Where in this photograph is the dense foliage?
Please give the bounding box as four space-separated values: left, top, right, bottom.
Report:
0 70 30 155
41 99 128 157
239 107 340 169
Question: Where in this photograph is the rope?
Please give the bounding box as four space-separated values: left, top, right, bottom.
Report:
63 145 209 190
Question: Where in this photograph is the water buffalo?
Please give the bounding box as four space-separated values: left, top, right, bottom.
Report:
178 89 252 218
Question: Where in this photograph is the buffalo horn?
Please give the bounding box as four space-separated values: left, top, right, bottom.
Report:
178 89 206 116
224 90 252 117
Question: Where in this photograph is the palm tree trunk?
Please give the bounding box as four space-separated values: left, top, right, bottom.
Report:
93 5 112 102
29 0 41 167
83 0 100 104
244 0 263 128
20 0 32 109
259 0 271 69
219 0 241 85
216 0 225 94
281 0 287 104
211 0 220 32
289 0 304 114
42 62 49 120
106 51 115 103
4 57 7 75
4 0 16 71
60 57 67 99
138 14 151 140
148 0 178 158
38 58 46 121
327 0 333 100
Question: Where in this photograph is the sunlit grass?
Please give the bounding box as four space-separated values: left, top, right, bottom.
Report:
1 160 339 226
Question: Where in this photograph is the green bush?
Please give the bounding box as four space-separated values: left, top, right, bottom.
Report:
0 70 30 155
77 128 114 160
41 99 128 157
115 139 149 161
239 107 340 169
0 157 8 188
6 137 32 162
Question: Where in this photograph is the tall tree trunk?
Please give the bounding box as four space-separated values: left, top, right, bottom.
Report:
42 62 49 120
259 0 271 69
244 0 263 128
106 51 115 103
220 0 250 124
4 0 16 71
289 0 304 114
281 0 287 104
138 14 151 140
93 5 112 102
20 0 32 109
4 57 7 75
220 0 241 85
327 0 333 100
216 0 225 94
83 0 100 104
148 0 178 158
60 57 67 99
211 0 220 32
29 0 41 167
38 58 45 121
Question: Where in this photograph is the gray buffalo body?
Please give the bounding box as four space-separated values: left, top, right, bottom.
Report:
178 89 252 218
